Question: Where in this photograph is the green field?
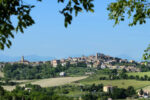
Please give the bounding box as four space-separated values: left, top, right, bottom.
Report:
2 76 88 91
78 70 150 90
0 71 4 77
80 79 150 90
127 71 150 77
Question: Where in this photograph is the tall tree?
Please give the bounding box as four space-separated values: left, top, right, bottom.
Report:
0 0 94 50
143 44 150 63
107 0 150 26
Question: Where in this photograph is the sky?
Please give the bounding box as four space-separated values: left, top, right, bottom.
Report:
0 0 150 61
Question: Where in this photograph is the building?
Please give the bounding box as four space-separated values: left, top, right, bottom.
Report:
96 53 101 59
59 72 66 77
138 90 149 98
87 63 93 68
129 60 135 63
51 60 60 67
25 87 32 92
101 63 107 69
0 64 5 69
103 85 114 93
85 72 94 75
20 56 30 64
125 66 141 72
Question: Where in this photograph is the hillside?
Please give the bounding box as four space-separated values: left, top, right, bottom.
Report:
2 76 87 91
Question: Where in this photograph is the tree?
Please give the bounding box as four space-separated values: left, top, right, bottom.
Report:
0 0 36 50
107 0 150 26
144 75 148 80
139 89 144 96
126 86 136 97
135 75 140 80
0 0 94 50
107 0 150 61
143 44 150 64
122 68 127 74
111 69 118 75
0 86 4 96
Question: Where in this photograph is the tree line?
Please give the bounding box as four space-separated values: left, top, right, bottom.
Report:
0 83 136 100
2 63 92 80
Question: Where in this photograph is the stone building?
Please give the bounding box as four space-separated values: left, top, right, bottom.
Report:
20 56 30 64
103 85 114 93
51 60 60 67
59 72 66 77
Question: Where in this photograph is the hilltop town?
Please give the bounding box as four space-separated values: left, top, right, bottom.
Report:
0 53 141 72
1 53 150 99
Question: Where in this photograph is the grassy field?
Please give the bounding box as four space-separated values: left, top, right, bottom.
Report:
27 76 87 87
3 70 150 93
0 71 4 77
79 71 150 90
138 85 150 92
79 79 150 90
3 76 88 91
127 71 150 77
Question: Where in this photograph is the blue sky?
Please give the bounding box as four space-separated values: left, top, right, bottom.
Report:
0 0 150 61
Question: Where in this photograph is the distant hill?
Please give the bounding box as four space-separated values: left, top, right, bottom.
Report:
0 55 55 62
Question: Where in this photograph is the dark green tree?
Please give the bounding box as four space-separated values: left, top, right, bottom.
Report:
0 0 94 50
107 0 150 26
107 0 150 61
126 86 136 97
0 86 4 96
139 89 144 96
135 75 140 80
143 44 150 64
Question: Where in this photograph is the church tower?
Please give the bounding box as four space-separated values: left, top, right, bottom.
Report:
96 53 100 59
21 56 24 62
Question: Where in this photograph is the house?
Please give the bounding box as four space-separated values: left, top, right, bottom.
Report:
60 59 66 63
119 59 128 63
129 60 135 63
103 85 114 93
125 66 141 72
59 72 66 77
87 63 93 68
72 58 78 62
61 62 67 66
85 72 94 75
25 87 32 92
108 98 112 100
70 61 77 65
51 60 60 67
101 63 107 69
138 90 149 98
0 64 5 69
119 66 126 69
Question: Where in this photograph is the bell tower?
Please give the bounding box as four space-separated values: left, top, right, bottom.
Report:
21 56 24 62
96 53 101 59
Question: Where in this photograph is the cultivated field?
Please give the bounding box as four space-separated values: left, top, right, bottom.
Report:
0 71 4 77
138 85 150 92
27 76 87 87
80 79 150 90
127 71 150 77
3 76 88 91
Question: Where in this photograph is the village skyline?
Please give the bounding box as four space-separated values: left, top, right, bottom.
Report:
0 52 140 62
0 0 149 62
